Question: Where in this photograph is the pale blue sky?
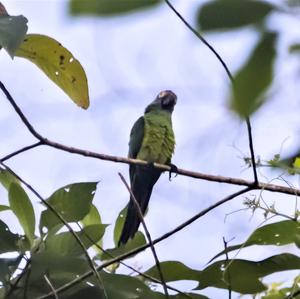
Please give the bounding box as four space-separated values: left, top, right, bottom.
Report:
1 1 300 298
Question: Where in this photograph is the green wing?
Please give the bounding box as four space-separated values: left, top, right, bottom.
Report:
128 116 144 159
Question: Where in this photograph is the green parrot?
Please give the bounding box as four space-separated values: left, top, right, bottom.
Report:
118 90 177 245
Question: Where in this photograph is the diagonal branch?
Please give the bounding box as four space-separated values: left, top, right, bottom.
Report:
162 0 258 185
1 142 42 162
37 186 252 299
0 81 298 196
118 172 169 298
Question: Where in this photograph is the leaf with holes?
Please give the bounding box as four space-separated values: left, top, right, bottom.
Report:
9 183 35 245
145 254 300 294
209 220 300 263
40 182 98 233
15 34 89 109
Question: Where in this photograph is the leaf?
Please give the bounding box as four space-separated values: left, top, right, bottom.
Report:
113 206 127 246
145 254 300 294
0 220 20 253
230 31 277 117
0 255 22 285
0 205 10 212
8 183 35 245
15 34 89 109
289 43 300 53
81 204 104 251
195 253 300 294
209 220 300 262
100 271 181 299
100 231 146 261
45 224 107 256
0 14 28 57
0 168 20 190
197 0 274 31
40 182 97 233
81 204 101 227
145 261 201 282
70 0 162 16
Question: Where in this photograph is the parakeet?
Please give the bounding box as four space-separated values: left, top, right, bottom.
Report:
118 90 177 245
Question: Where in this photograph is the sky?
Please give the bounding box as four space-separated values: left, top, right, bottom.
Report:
1 0 300 298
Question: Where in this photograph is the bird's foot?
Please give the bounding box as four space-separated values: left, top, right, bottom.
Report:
168 163 178 181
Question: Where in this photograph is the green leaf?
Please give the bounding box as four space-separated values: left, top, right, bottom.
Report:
145 261 201 282
209 220 300 262
0 220 20 253
81 204 104 252
0 168 19 190
100 231 146 261
0 255 22 285
81 204 101 227
113 206 127 246
289 43 300 53
196 253 300 294
70 0 162 16
45 224 107 256
40 182 97 233
230 31 277 117
146 254 300 294
0 15 28 57
0 205 10 212
197 0 274 31
8 183 35 245
100 271 170 299
15 34 89 109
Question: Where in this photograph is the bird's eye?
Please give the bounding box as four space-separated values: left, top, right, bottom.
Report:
158 91 167 98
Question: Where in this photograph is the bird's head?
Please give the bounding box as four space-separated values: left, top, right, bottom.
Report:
145 90 177 113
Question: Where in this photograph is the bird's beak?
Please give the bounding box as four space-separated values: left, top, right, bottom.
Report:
162 94 177 107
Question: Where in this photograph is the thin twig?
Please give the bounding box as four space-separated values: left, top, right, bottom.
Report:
0 81 298 196
1 141 42 162
0 162 106 297
44 275 59 299
37 186 252 299
118 172 169 298
246 118 259 184
222 237 232 299
162 0 258 185
163 0 233 81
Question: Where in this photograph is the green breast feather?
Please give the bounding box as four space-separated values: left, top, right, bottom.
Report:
137 110 175 164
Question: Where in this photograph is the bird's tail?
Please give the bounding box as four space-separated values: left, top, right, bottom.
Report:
118 165 161 246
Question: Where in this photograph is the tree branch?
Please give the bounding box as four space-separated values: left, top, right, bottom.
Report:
1 142 42 162
0 81 299 197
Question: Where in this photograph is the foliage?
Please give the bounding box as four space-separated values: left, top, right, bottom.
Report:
0 0 300 299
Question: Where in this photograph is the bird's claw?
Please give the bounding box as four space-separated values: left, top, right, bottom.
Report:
168 163 178 181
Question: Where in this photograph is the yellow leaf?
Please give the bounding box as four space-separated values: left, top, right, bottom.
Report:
293 157 300 169
15 34 89 109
